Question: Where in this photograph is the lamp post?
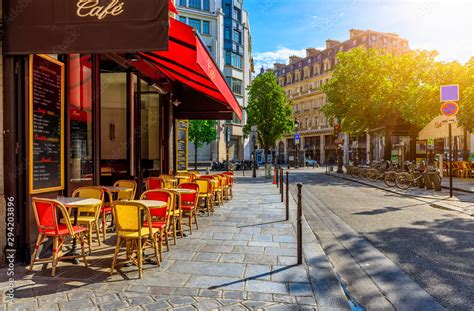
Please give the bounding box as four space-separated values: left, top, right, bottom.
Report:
251 125 257 178
294 119 300 169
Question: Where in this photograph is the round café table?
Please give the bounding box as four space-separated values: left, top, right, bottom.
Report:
56 197 102 263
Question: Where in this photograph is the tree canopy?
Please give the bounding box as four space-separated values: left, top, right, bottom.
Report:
321 48 473 135
243 71 294 160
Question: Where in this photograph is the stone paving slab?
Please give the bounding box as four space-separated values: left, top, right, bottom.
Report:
0 176 342 310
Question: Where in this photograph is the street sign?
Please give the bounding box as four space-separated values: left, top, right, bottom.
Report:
225 127 231 143
440 85 459 102
440 102 459 117
294 133 300 144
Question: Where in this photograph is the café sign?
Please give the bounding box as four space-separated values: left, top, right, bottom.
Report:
4 0 169 54
76 0 125 20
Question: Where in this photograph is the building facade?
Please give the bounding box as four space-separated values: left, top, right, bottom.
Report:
274 29 409 165
177 0 253 165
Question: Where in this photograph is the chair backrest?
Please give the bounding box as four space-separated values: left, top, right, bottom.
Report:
178 176 191 185
114 180 137 200
200 175 214 180
145 177 164 190
72 187 104 218
159 174 174 180
195 179 211 195
113 201 152 237
140 190 174 221
178 183 199 206
32 198 73 236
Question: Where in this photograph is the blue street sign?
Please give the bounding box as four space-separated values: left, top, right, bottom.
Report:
440 85 459 102
294 134 300 140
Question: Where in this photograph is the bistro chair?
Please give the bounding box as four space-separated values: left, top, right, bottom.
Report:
30 198 88 277
461 161 473 178
195 178 213 216
159 174 178 189
144 177 165 190
223 172 234 199
114 180 137 200
177 183 200 234
140 190 174 261
110 201 160 279
99 187 114 241
201 175 223 207
70 187 104 253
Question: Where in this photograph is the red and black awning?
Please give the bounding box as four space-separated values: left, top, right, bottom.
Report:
137 19 242 121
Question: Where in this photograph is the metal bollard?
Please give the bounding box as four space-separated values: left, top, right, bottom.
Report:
297 183 303 265
286 171 289 221
276 165 279 188
280 168 284 202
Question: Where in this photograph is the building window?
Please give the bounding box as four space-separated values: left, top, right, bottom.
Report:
224 4 231 16
207 45 212 53
225 51 242 69
178 16 187 23
233 30 241 44
203 0 210 11
226 77 243 96
189 0 201 9
224 27 231 40
202 20 210 34
188 18 201 33
233 7 241 21
179 0 186 6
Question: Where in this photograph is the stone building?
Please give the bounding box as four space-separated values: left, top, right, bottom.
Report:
274 29 409 165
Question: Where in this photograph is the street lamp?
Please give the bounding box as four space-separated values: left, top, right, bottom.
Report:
251 125 257 178
294 119 300 169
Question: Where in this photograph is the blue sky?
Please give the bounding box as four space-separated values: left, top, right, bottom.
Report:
245 0 473 69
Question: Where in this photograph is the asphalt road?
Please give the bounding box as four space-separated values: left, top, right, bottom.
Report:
288 168 474 311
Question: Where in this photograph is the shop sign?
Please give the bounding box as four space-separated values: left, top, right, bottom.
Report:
29 54 65 194
4 0 169 54
176 120 189 173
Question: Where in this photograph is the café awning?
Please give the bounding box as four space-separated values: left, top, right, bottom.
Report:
138 19 242 121
418 115 465 140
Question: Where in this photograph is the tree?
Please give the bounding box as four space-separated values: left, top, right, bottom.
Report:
244 72 294 176
458 57 474 132
188 120 217 170
321 48 443 135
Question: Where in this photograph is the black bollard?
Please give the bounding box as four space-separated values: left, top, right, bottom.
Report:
297 183 303 265
276 165 279 188
286 171 289 221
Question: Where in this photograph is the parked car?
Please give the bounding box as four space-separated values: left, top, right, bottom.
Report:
306 159 319 167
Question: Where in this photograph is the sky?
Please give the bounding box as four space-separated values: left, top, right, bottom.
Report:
245 0 473 69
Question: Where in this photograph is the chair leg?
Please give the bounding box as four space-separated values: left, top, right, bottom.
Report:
110 236 122 275
88 223 93 254
153 234 161 267
137 238 143 279
78 233 88 268
188 213 192 235
51 237 59 277
95 221 101 247
171 216 177 245
194 210 199 230
102 211 107 241
29 234 43 272
158 230 163 262
178 214 184 238
165 230 170 252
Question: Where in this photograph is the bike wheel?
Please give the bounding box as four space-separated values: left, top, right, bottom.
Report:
384 172 396 187
395 174 412 190
351 167 361 178
367 169 378 182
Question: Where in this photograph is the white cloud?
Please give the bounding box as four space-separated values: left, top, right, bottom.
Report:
253 48 307 70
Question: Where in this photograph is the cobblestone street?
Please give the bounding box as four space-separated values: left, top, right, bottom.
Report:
0 176 342 311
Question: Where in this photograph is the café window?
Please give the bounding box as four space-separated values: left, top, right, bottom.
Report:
68 54 94 183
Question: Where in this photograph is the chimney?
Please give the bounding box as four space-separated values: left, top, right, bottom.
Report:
325 39 341 49
289 55 302 64
349 29 365 39
305 48 319 57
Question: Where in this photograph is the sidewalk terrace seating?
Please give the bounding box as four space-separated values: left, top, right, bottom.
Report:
29 172 235 279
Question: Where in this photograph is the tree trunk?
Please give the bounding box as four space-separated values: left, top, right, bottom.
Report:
264 147 270 178
194 143 198 170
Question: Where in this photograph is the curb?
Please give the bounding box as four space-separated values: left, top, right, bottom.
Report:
327 172 474 217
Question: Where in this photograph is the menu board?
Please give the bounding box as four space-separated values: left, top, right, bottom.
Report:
175 120 189 172
29 54 65 194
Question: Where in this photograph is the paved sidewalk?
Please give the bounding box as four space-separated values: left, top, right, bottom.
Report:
329 170 474 216
0 176 348 310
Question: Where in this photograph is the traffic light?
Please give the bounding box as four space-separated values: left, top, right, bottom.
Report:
333 124 341 138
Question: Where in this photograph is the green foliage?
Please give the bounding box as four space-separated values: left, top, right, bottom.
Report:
243 72 294 153
458 57 474 132
321 48 473 135
188 120 217 148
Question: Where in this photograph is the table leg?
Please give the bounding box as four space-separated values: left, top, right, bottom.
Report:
65 208 80 264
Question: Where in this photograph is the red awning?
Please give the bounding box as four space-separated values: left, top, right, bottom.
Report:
138 19 242 121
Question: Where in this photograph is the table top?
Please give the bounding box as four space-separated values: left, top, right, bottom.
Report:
175 176 190 179
127 200 167 209
56 197 102 207
102 186 133 192
167 188 196 194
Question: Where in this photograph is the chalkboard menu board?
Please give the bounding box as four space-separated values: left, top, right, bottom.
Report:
175 120 189 172
29 54 65 194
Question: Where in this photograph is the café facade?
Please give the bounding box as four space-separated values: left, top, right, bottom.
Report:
1 0 242 263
